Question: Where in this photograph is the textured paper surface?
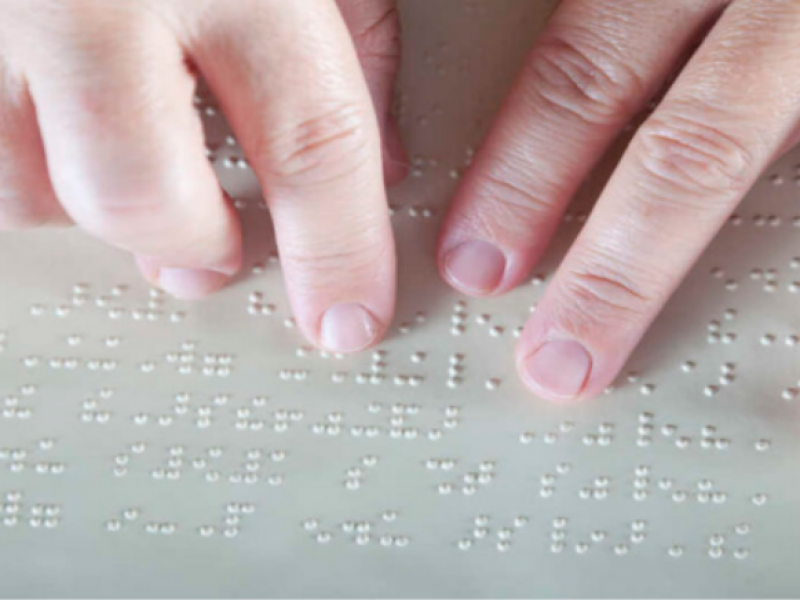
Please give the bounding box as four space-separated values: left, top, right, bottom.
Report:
0 1 798 597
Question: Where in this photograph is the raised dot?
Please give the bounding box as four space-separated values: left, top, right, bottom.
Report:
668 545 684 558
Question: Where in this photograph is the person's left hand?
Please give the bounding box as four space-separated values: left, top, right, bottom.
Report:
0 0 407 355
437 0 800 402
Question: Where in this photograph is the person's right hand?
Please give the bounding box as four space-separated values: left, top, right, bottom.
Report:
436 0 800 402
0 0 407 354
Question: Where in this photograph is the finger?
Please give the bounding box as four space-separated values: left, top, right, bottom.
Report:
517 0 800 402
438 0 725 296
338 0 408 184
0 60 68 230
15 4 242 298
188 0 395 352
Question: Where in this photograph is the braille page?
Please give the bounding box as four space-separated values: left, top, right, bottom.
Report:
0 1 798 597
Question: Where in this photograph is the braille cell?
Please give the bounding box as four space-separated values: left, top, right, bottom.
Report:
0 6 796 594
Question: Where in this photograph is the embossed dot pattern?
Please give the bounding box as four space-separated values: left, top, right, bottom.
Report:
0 1 798 597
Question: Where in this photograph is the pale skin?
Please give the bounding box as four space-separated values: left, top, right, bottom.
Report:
1 0 799 403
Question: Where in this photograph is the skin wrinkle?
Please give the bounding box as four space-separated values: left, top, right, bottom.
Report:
528 32 646 123
3 0 800 378
278 214 387 258
437 0 728 316
461 144 569 237
0 1 245 283
15 12 190 133
340 0 400 59
184 0 395 350
571 239 669 300
0 0 402 352
635 119 755 200
284 240 394 294
255 103 375 190
510 0 800 401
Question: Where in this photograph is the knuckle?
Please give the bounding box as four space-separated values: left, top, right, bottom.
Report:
254 103 374 188
559 262 653 330
525 31 643 125
636 109 754 201
282 232 392 290
348 3 401 74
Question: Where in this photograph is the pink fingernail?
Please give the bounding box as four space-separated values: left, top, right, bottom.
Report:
321 303 379 353
444 240 506 294
158 268 230 300
521 339 592 400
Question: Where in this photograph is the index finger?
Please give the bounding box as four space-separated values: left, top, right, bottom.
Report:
184 0 396 352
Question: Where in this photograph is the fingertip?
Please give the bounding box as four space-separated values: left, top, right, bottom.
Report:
319 302 383 354
516 338 594 403
135 256 234 301
157 267 232 300
440 239 508 297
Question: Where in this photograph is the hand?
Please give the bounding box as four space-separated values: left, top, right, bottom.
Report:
0 0 407 354
437 0 800 401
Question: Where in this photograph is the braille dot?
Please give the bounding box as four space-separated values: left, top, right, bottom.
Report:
735 523 751 536
710 534 725 547
315 531 332 544
640 383 655 395
106 520 122 532
578 531 601 546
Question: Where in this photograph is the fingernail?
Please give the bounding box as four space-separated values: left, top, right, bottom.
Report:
444 240 506 294
321 303 379 353
158 268 230 300
522 340 592 400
